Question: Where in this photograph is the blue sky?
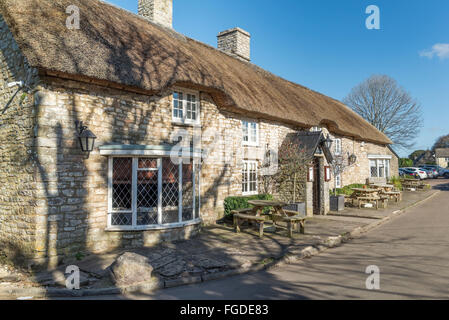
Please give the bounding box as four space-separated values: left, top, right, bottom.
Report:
105 0 449 157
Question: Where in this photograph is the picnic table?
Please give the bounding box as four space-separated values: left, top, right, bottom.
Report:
371 184 394 191
401 179 430 191
350 188 387 209
232 200 306 238
371 184 402 202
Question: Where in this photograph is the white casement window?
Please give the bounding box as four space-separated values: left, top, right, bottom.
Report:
370 159 390 178
335 173 342 188
242 121 259 146
172 90 199 124
311 126 322 132
242 160 258 195
108 157 200 230
334 138 342 155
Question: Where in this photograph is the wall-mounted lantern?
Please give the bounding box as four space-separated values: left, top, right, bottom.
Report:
75 121 97 153
348 153 357 165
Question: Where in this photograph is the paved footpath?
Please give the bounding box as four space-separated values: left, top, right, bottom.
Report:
86 179 449 300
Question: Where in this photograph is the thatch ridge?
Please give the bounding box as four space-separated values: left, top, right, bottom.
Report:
0 0 392 145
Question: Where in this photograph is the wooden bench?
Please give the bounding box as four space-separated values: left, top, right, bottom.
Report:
233 213 267 238
382 191 402 202
357 196 380 209
271 209 307 238
378 195 389 208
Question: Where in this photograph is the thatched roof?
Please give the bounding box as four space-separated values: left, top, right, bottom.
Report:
0 0 392 144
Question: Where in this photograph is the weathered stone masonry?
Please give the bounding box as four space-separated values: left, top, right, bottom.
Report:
0 15 39 261
3 68 298 265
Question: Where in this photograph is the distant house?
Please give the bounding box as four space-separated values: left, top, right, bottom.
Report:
435 149 449 168
0 0 398 265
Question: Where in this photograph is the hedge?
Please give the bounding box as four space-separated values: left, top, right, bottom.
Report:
223 194 273 216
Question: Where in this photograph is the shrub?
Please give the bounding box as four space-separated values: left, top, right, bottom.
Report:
388 176 403 190
223 194 273 216
330 184 365 196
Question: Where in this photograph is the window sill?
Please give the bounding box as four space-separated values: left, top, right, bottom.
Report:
242 143 259 147
172 120 201 127
242 191 258 196
105 218 202 232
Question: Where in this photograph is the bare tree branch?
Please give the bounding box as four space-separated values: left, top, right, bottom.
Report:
343 75 423 150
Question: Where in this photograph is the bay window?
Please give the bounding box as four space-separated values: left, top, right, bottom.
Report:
109 156 200 229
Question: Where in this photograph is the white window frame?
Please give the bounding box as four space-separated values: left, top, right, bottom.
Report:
242 120 259 146
369 158 391 178
242 160 258 196
172 89 200 125
107 156 201 231
335 173 342 188
311 126 322 132
334 138 342 155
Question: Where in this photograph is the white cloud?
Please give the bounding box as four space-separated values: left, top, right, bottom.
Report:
420 43 449 60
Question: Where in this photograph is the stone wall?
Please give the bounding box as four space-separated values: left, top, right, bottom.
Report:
29 76 299 264
327 132 399 189
0 15 39 262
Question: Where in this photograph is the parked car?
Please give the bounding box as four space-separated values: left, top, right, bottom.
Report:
443 169 449 179
399 168 419 179
422 168 435 179
403 167 428 180
419 165 445 177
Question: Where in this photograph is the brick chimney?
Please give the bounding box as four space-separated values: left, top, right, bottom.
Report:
138 0 173 29
217 28 251 62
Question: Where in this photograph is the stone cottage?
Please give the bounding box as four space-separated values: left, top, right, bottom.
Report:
0 0 397 266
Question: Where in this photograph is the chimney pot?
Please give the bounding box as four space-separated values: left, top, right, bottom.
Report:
217 27 251 62
138 0 173 29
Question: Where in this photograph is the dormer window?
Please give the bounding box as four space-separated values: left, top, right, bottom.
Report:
172 90 199 125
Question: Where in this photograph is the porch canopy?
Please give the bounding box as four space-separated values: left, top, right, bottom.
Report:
283 131 334 164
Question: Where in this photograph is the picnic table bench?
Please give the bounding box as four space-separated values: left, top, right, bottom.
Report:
382 191 402 202
401 179 430 191
271 209 306 238
231 200 307 238
350 188 388 209
233 212 267 238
